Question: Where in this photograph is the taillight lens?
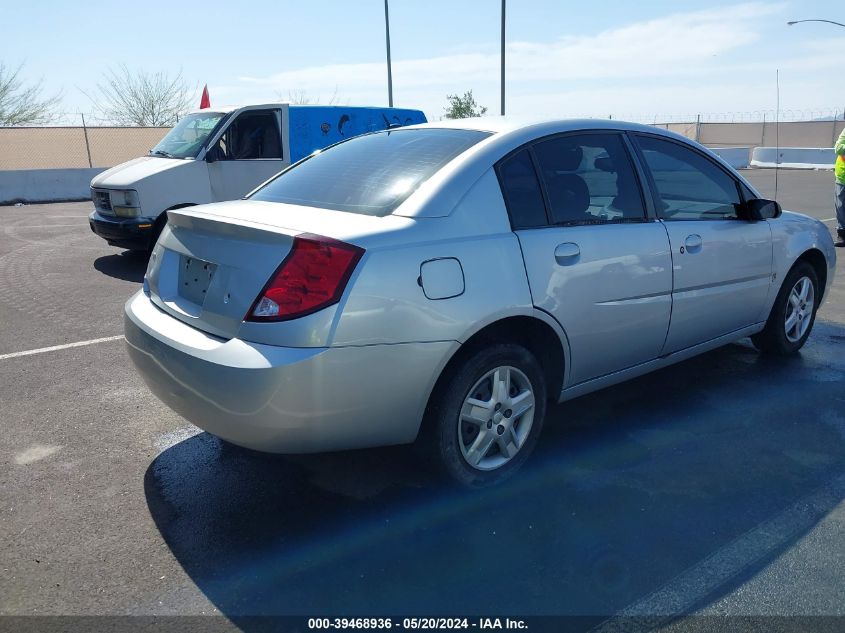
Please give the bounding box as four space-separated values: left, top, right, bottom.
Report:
246 234 364 322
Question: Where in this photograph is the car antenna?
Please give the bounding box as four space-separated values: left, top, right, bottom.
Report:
775 68 780 202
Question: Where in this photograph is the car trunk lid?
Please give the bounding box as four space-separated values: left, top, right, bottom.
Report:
146 200 412 341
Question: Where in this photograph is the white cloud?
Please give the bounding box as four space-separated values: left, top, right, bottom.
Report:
215 2 843 120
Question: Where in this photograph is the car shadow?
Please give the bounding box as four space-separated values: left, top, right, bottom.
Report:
93 251 147 283
144 322 845 626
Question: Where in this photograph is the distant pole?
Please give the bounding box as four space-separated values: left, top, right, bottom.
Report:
775 69 780 201
500 0 506 116
80 113 93 169
384 0 394 107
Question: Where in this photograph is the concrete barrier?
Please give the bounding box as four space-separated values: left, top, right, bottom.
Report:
709 147 751 169
750 147 835 169
0 168 105 205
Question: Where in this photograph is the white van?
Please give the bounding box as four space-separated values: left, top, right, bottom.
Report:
88 103 426 251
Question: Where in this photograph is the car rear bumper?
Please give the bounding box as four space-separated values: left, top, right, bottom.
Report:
124 291 455 453
89 211 156 250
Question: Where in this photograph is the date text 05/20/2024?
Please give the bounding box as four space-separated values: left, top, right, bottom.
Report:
307 618 528 630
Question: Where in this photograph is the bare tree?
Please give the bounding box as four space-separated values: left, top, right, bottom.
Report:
87 65 193 126
0 62 61 125
286 89 316 105
279 86 343 106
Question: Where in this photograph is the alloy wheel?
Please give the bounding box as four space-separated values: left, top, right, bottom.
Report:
784 276 814 343
458 365 536 471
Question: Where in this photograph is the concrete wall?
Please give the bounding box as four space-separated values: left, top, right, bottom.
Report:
2 121 842 169
656 120 845 150
1 120 843 204
0 168 104 205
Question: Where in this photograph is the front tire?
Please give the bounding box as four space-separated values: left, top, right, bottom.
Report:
424 344 547 488
752 261 819 355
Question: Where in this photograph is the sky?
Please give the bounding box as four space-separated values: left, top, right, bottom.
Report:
2 0 844 122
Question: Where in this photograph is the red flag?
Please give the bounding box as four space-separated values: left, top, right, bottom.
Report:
199 85 210 109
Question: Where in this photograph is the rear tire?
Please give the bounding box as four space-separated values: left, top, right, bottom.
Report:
751 261 819 355
422 344 547 488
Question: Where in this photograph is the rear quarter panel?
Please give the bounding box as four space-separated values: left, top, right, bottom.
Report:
332 169 536 347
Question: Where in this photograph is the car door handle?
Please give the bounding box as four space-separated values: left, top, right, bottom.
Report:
554 242 581 265
684 234 703 252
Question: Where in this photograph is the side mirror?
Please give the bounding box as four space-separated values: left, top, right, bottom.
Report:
744 198 782 221
205 146 220 163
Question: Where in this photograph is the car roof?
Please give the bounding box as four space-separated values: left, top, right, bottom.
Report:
402 115 683 138
388 116 753 218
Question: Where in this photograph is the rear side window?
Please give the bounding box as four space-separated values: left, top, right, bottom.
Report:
251 128 490 216
497 149 547 228
532 133 646 224
635 135 742 220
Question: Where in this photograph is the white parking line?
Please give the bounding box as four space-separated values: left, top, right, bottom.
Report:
0 335 124 361
592 473 845 631
821 217 837 223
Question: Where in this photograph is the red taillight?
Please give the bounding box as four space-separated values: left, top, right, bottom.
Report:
246 234 364 322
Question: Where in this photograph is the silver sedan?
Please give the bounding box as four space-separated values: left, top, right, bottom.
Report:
125 118 836 487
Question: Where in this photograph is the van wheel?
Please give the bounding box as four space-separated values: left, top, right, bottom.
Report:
751 261 819 355
424 344 546 488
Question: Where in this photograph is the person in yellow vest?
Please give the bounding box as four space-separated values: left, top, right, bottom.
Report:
836 127 845 247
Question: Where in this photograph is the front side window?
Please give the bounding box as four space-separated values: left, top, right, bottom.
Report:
251 128 490 216
151 112 225 159
531 133 646 225
635 135 742 220
212 110 282 160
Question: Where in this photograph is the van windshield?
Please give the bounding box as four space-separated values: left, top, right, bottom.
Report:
250 128 491 216
150 112 226 159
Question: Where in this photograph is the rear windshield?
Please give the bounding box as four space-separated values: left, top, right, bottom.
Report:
250 128 491 216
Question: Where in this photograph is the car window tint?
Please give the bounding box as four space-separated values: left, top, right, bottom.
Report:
498 149 547 228
251 129 490 216
635 135 741 220
532 133 646 225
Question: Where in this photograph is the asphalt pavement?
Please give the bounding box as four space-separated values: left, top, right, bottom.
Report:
0 170 843 632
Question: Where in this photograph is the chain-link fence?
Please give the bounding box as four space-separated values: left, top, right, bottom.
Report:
0 113 170 170
611 108 845 124
653 120 845 149
2 108 845 171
